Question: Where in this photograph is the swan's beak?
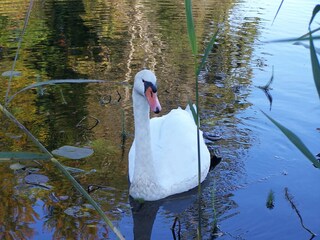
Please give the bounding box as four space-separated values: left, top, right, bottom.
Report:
145 87 161 114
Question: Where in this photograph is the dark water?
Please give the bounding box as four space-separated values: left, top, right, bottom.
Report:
0 0 319 239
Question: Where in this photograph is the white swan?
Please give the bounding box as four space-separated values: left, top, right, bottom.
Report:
129 69 210 201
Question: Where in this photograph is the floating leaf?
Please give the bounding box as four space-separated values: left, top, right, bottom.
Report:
63 165 86 173
0 103 124 239
262 111 320 169
59 196 69 201
52 146 94 159
5 133 22 140
64 206 91 218
1 70 21 77
25 173 49 184
10 163 26 170
0 152 51 162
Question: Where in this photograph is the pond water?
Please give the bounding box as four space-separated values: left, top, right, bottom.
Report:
0 0 319 239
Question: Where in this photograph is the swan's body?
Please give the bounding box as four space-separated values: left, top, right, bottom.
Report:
129 70 210 201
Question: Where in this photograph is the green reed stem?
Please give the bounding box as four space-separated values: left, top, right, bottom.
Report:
0 103 125 240
185 0 202 238
195 72 202 240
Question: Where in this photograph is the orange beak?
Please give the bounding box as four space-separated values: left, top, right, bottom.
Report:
145 87 161 114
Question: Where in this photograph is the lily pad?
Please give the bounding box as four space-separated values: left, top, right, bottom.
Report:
25 174 49 184
64 206 91 218
52 145 94 160
10 163 26 171
2 70 21 77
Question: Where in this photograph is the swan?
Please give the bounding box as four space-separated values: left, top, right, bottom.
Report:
129 69 210 201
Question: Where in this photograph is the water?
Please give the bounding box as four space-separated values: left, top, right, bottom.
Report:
0 0 319 239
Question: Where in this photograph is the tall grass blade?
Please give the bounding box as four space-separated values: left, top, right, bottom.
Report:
5 0 34 105
185 1 202 238
187 101 198 125
266 35 320 43
196 30 218 76
0 103 125 239
297 27 320 41
309 34 320 99
262 111 320 169
7 79 105 104
0 152 50 162
185 0 198 56
309 5 320 99
308 5 320 28
272 0 284 25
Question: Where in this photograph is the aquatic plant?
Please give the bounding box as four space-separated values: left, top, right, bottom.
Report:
284 187 316 237
262 3 320 170
266 189 275 209
0 1 125 239
184 0 218 238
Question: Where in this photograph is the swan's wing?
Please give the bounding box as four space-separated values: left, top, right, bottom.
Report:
128 142 135 183
150 108 210 192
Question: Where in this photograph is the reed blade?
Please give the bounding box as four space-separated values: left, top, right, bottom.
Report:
272 0 284 25
309 5 320 100
187 101 198 125
7 79 105 104
266 35 320 43
309 5 320 28
197 30 218 76
185 0 198 56
297 27 320 40
262 111 320 169
309 34 320 99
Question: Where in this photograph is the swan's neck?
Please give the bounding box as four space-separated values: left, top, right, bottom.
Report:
132 91 156 182
130 91 167 200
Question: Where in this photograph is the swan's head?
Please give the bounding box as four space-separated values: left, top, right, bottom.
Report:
134 70 162 114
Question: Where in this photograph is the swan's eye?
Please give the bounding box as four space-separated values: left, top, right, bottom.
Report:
143 80 157 93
